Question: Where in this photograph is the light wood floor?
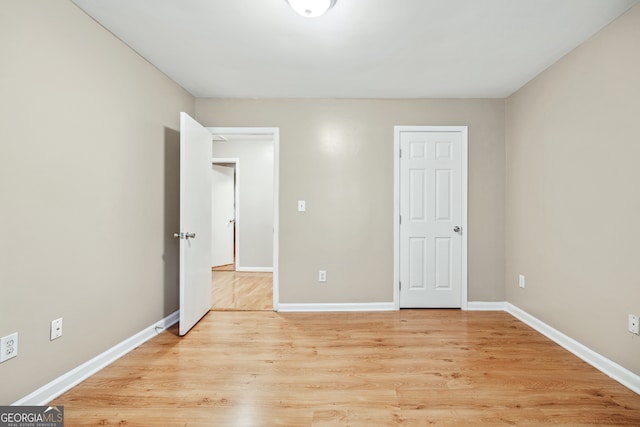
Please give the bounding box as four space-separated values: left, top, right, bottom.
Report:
51 310 640 426
211 271 272 311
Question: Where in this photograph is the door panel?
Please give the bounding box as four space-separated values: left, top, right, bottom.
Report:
409 169 426 221
409 237 426 289
400 130 464 308
211 164 235 267
435 237 452 289
435 170 452 220
178 112 212 336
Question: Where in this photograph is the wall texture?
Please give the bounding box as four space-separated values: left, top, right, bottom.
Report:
505 5 640 374
212 138 274 270
197 99 505 304
0 0 194 404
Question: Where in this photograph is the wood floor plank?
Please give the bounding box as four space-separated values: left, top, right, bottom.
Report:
51 310 640 426
211 271 272 310
212 263 235 271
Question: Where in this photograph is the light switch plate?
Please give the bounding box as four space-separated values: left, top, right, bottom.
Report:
298 200 306 212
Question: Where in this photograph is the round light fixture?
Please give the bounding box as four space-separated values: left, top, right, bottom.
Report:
286 0 337 18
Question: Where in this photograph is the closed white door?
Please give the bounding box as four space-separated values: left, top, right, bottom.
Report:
399 128 466 308
178 112 212 336
211 164 235 267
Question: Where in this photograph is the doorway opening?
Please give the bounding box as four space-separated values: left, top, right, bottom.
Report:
393 126 468 310
208 127 279 311
211 160 238 272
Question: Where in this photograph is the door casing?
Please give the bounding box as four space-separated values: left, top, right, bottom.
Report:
393 125 468 310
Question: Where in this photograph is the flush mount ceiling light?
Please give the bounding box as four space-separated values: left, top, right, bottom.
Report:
286 0 337 18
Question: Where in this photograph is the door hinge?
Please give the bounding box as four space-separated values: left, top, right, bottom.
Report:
399 281 402 290
399 215 402 225
399 148 402 158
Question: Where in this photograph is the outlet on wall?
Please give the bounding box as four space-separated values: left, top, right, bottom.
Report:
518 274 525 288
51 318 63 340
0 332 18 363
628 314 639 335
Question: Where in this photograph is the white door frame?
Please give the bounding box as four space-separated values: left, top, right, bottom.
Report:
393 125 468 310
211 158 239 269
207 127 280 311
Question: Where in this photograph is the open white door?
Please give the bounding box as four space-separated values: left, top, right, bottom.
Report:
178 112 212 336
211 164 235 267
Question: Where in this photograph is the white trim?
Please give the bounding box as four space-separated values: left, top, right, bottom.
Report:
210 158 239 163
505 303 640 395
272 129 280 311
460 126 468 310
278 303 396 312
236 267 273 273
467 301 507 311
393 127 400 310
211 157 240 270
12 311 179 406
207 127 280 311
207 127 277 136
393 126 468 310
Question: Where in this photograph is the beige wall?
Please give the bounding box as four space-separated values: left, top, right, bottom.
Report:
505 5 640 374
197 99 505 304
0 0 194 404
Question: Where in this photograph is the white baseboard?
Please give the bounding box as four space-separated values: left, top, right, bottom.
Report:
467 301 507 311
278 302 396 312
235 267 273 273
505 303 639 395
13 311 179 406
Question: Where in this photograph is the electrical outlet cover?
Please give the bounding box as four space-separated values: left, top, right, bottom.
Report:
51 318 63 340
629 315 640 335
0 332 18 363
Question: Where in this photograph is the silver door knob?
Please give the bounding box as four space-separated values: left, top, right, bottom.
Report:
185 232 196 239
173 232 182 238
453 226 461 233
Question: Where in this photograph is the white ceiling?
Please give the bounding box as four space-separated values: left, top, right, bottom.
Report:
71 0 638 98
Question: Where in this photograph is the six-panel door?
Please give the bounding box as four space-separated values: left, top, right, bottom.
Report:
399 131 463 308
